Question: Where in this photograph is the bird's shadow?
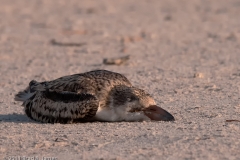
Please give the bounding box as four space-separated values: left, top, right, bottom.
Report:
0 114 161 124
0 113 34 123
0 114 117 124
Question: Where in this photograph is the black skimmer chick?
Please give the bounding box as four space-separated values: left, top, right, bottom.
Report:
15 70 174 123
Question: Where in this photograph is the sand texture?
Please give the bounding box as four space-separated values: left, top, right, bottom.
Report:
0 0 240 159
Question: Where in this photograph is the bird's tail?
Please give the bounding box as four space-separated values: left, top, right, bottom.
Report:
14 80 44 102
14 87 35 101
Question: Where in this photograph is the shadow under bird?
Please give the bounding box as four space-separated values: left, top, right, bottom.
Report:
15 70 174 123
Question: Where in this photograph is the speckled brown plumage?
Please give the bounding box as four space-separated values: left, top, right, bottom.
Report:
24 91 98 123
16 70 130 123
15 70 174 123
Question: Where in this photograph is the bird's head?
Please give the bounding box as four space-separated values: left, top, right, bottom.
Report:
94 85 175 122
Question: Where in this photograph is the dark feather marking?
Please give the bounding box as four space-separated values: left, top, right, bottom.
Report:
25 101 33 119
75 110 78 115
30 106 76 124
43 90 96 103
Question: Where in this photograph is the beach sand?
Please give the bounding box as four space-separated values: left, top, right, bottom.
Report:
0 0 239 159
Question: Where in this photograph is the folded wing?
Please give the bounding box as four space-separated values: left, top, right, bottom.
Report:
24 90 99 123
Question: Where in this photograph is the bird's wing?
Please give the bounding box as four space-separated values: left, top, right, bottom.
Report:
41 74 97 94
24 90 99 123
40 70 133 94
14 76 95 102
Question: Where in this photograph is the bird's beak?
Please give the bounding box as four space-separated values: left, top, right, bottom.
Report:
143 105 175 121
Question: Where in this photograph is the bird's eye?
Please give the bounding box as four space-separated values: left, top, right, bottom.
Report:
127 96 137 102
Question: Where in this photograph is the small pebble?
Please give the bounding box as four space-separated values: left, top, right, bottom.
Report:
194 73 204 78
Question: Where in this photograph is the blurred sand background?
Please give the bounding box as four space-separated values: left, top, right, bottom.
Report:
0 0 240 159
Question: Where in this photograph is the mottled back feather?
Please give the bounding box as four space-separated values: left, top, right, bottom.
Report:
15 70 132 123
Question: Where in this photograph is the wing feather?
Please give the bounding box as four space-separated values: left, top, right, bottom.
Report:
24 90 99 123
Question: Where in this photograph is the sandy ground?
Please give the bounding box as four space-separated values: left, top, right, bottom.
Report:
0 0 240 159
